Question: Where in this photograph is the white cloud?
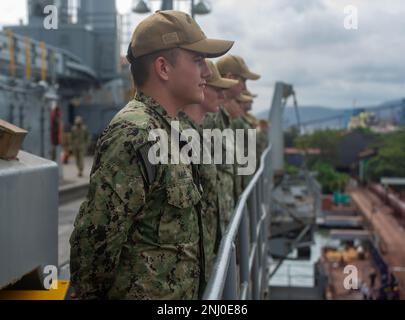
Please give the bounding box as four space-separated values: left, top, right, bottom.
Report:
1 0 404 113
194 0 405 112
0 0 27 27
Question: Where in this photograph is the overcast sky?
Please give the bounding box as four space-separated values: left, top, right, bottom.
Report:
1 0 405 114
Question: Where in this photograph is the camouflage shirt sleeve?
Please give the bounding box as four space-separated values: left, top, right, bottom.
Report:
69 124 148 299
202 112 219 130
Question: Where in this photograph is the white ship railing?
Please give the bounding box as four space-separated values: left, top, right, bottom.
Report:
203 145 273 300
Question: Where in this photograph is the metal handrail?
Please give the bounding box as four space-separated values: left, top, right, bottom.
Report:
203 144 273 300
0 31 97 80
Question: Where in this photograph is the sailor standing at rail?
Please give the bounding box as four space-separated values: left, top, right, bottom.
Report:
179 60 238 280
218 55 261 200
69 10 234 300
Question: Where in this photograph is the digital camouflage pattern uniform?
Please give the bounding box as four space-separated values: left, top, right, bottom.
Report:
239 112 259 189
257 122 269 157
70 91 206 300
231 114 251 197
203 105 235 232
244 112 264 156
178 112 221 280
71 123 90 175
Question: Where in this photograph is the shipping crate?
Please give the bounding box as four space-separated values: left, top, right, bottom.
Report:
0 119 28 160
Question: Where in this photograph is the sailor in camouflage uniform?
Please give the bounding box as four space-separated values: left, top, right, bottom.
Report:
235 92 260 189
203 105 237 231
179 60 237 279
69 10 233 300
70 116 90 177
215 55 261 202
257 119 270 155
240 89 270 156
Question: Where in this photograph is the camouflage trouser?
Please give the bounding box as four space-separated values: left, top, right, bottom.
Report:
242 174 253 190
201 201 218 280
217 170 235 232
234 172 243 202
73 149 84 174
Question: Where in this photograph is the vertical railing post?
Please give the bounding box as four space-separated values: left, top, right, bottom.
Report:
223 243 237 300
253 186 260 299
248 192 257 242
254 185 262 272
261 151 272 298
254 184 262 299
239 206 250 299
252 246 260 300
7 30 16 78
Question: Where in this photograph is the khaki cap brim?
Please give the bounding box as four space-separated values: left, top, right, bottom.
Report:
243 89 258 98
208 77 238 89
241 70 261 80
236 94 254 103
181 38 234 58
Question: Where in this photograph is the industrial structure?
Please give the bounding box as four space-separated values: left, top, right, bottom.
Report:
0 0 130 161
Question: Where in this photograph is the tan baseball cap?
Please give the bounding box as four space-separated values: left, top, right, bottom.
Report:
74 116 83 125
236 94 253 103
206 60 239 89
130 10 234 59
216 54 260 80
243 89 258 98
